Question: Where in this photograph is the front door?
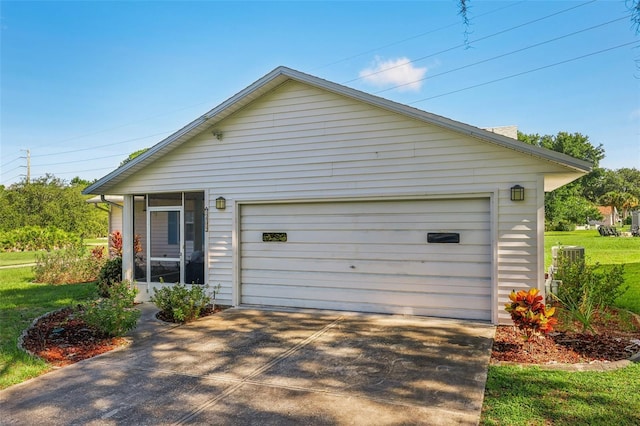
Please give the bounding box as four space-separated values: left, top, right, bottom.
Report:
148 207 184 284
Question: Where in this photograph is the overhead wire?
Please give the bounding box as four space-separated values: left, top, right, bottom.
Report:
345 0 598 84
33 153 125 168
30 130 174 158
312 0 527 71
0 156 22 169
409 41 639 104
373 14 631 94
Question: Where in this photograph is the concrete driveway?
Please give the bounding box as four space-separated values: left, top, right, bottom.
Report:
1 306 495 425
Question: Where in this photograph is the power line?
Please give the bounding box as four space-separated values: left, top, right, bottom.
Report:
312 1 527 71
30 130 173 158
374 14 631 94
33 152 125 167
40 102 212 147
50 166 118 176
0 156 21 169
2 165 22 175
2 175 23 184
345 0 597 84
409 41 639 104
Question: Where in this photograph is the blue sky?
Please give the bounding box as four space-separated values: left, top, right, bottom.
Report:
1 1 638 186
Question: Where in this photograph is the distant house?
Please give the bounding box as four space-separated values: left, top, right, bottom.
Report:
597 206 620 226
83 67 591 324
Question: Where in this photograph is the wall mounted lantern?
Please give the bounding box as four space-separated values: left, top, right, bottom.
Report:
215 196 226 210
510 185 525 201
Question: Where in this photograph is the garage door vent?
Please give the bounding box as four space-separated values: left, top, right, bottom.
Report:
263 232 287 242
427 232 460 243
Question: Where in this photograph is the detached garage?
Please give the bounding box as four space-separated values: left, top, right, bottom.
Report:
84 66 591 324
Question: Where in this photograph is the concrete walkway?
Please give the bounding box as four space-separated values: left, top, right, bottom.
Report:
1 304 496 425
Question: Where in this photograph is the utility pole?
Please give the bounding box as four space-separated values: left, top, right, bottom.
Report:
20 149 30 184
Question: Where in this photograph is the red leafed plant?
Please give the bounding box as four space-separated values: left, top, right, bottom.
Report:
109 231 123 257
505 288 557 341
108 231 142 258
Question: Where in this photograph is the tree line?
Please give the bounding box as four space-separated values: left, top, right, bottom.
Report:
0 174 107 239
518 131 640 230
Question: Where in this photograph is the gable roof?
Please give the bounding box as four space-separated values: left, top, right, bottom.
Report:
84 66 592 195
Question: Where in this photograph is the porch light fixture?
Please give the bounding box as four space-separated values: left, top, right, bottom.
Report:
215 196 226 210
510 185 525 201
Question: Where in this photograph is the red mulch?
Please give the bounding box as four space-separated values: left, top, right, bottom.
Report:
21 304 228 367
22 305 640 367
491 308 640 365
21 307 128 367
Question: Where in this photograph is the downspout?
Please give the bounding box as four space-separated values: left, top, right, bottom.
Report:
101 195 124 209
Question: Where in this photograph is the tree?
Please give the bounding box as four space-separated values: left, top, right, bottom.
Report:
119 148 150 167
592 168 640 219
518 131 605 228
0 174 108 238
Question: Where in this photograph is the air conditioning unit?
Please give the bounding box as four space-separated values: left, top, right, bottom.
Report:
552 246 585 270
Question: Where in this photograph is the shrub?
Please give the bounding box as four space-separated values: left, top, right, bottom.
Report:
97 257 123 298
0 226 81 252
555 255 627 309
81 280 140 337
552 289 597 334
550 221 575 232
505 288 557 341
151 283 211 323
33 243 106 284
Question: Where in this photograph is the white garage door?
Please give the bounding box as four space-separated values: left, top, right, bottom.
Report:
240 199 492 321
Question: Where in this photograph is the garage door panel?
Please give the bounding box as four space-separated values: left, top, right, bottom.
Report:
242 241 488 256
242 229 490 245
241 296 489 320
243 284 491 308
242 273 491 295
244 212 486 230
243 200 488 216
240 199 492 321
242 245 489 263
243 257 491 277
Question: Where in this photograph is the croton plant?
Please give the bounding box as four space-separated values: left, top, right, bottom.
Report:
505 288 557 341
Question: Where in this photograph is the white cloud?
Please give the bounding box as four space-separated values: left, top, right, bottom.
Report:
359 57 427 92
630 109 640 121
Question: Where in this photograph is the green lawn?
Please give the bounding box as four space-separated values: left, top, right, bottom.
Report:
481 229 640 425
0 267 97 389
544 229 640 314
0 251 37 267
482 365 640 425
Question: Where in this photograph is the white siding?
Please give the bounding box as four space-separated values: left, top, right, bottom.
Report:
110 81 568 323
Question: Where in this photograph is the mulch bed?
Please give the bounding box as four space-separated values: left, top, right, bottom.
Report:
491 308 640 365
21 304 230 367
21 305 640 368
20 307 128 367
